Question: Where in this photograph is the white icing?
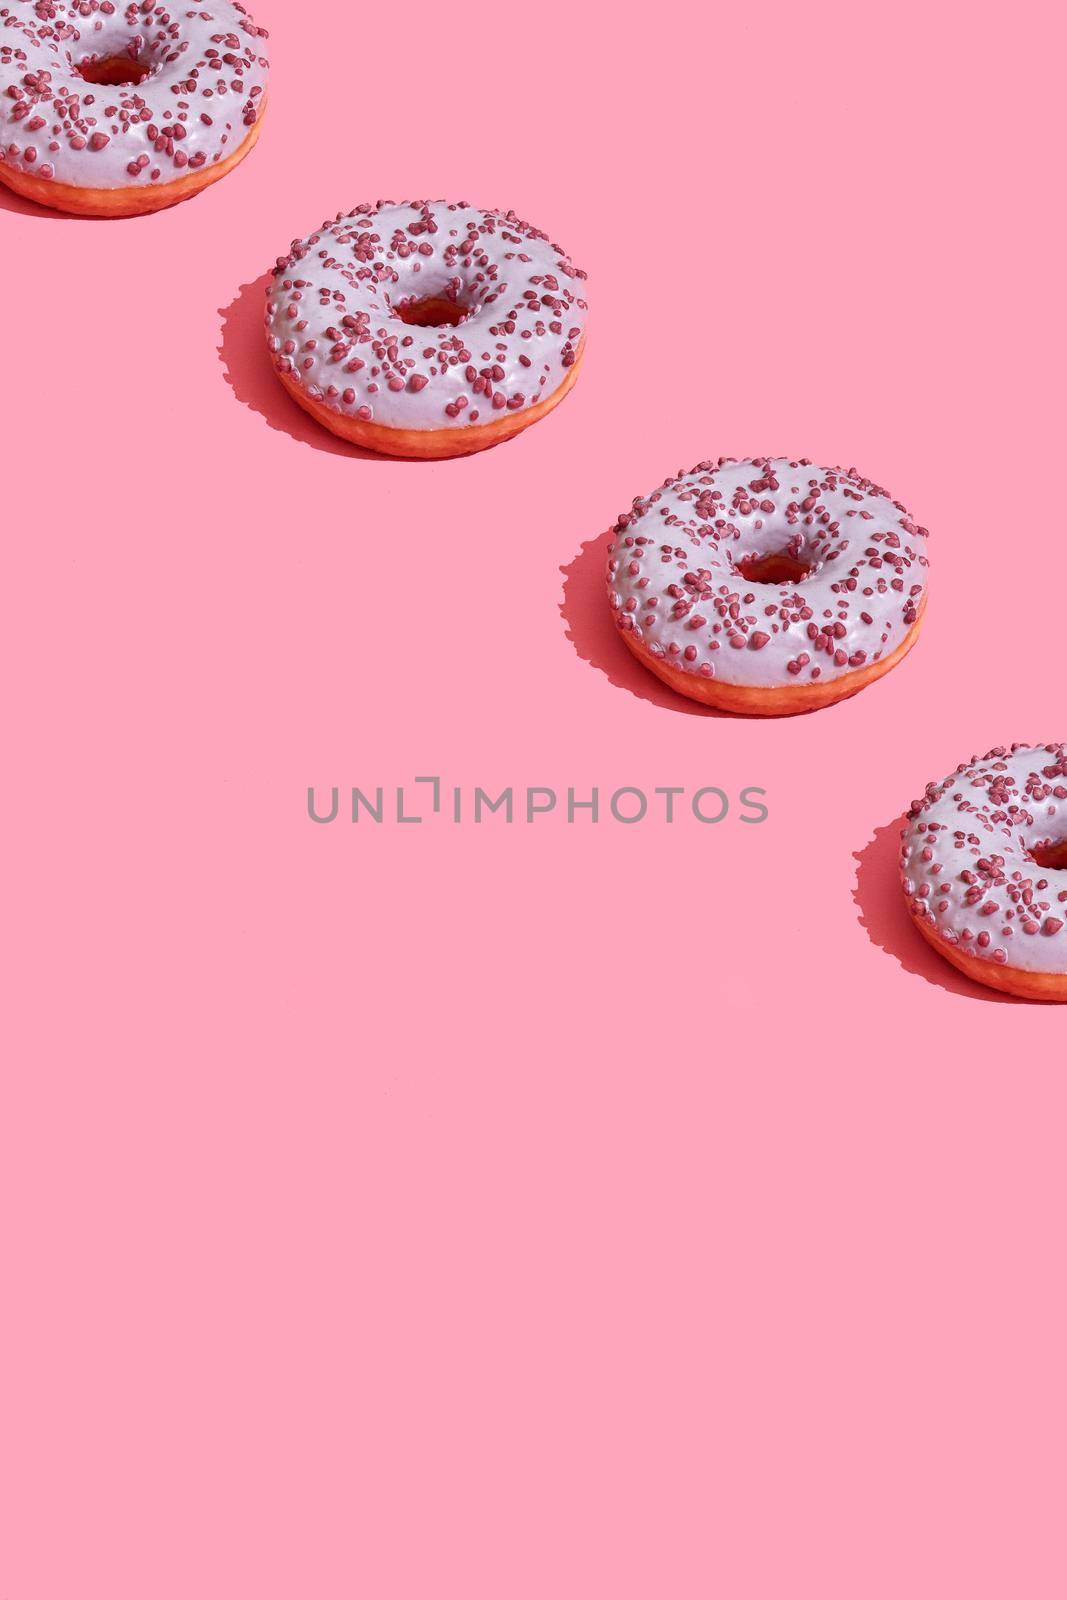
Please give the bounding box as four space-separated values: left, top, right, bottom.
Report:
264 200 589 433
607 457 929 689
901 745 1067 975
0 0 268 189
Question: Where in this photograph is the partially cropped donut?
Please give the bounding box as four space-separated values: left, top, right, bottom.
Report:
264 199 589 459
901 744 1067 1001
607 457 929 714
0 0 268 217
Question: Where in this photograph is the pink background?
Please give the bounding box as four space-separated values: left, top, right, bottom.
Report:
3 2 1066 1595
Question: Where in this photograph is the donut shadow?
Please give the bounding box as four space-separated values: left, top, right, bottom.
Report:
0 178 99 220
560 528 726 717
218 272 394 461
853 818 1019 1002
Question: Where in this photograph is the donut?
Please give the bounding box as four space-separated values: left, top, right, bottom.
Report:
606 456 929 714
0 0 268 217
900 744 1067 1002
264 200 588 459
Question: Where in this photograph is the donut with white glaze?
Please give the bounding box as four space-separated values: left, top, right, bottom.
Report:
264 200 589 459
0 0 268 216
901 744 1067 1001
606 456 929 714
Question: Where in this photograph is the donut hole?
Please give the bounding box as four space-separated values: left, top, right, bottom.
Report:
74 53 152 86
393 296 469 329
733 551 816 586
1029 839 1067 871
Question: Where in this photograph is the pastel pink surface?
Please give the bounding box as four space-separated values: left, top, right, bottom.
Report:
2 3 1066 1597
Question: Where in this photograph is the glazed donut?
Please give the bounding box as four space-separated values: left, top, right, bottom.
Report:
264 199 588 459
606 456 929 715
0 0 268 217
900 744 1067 1002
